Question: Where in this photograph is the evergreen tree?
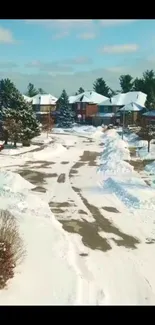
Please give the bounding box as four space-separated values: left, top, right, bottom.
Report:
78 87 84 94
0 78 40 145
119 74 134 92
57 89 74 128
38 88 46 94
26 83 38 97
133 70 155 109
93 78 110 97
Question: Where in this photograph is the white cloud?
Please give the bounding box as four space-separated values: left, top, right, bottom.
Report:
77 32 96 40
1 56 153 97
26 57 93 73
25 20 137 39
52 31 69 39
26 19 94 31
0 26 16 44
106 66 126 73
0 62 18 68
100 44 139 54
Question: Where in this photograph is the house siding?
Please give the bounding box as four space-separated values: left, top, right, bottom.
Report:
33 104 56 113
86 104 98 117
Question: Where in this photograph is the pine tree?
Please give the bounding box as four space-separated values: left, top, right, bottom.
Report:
26 83 38 97
0 78 40 146
57 89 74 128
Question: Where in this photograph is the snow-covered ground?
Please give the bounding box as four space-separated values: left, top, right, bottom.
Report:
1 126 155 305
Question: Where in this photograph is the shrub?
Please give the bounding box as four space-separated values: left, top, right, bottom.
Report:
0 210 25 289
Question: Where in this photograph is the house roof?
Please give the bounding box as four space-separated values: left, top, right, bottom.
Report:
99 91 147 107
119 102 145 112
31 93 58 105
69 91 108 104
143 110 155 117
23 95 33 103
95 112 115 118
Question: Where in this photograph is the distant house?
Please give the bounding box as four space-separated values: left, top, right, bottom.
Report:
30 93 58 123
96 91 147 126
142 110 155 126
69 91 108 123
23 95 33 103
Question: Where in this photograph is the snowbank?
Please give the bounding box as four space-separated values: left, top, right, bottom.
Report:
98 129 155 210
138 144 155 160
145 161 155 174
0 171 80 305
123 132 148 149
103 177 155 210
98 129 132 178
0 171 35 192
99 160 134 178
53 125 102 138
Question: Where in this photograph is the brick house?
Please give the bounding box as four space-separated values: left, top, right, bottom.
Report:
69 91 108 124
24 93 58 124
96 91 147 126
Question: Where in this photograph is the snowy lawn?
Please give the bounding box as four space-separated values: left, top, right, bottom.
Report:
0 141 39 156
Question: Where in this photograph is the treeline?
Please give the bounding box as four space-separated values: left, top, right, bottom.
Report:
76 70 155 109
25 69 155 109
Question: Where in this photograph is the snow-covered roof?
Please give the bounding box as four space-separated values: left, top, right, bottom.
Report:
23 95 33 103
99 91 147 107
143 110 155 117
36 111 49 115
69 91 108 105
32 94 58 105
95 112 115 118
119 102 145 112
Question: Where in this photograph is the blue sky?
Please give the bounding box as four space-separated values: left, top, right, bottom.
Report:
0 19 155 96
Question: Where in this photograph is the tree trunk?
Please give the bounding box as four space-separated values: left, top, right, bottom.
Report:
13 141 17 148
4 130 8 145
148 140 151 153
22 139 30 147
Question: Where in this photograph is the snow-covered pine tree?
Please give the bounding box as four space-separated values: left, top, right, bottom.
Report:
0 78 40 146
57 89 74 128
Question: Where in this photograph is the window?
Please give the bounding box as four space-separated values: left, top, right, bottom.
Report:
77 103 81 110
104 107 109 113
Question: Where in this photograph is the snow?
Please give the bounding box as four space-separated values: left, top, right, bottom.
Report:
0 171 80 305
119 102 144 112
31 93 58 105
98 129 155 209
98 130 131 178
0 171 35 192
25 143 67 161
1 125 155 305
99 91 147 107
32 133 53 145
138 144 155 160
145 161 155 174
0 143 39 156
69 91 108 105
